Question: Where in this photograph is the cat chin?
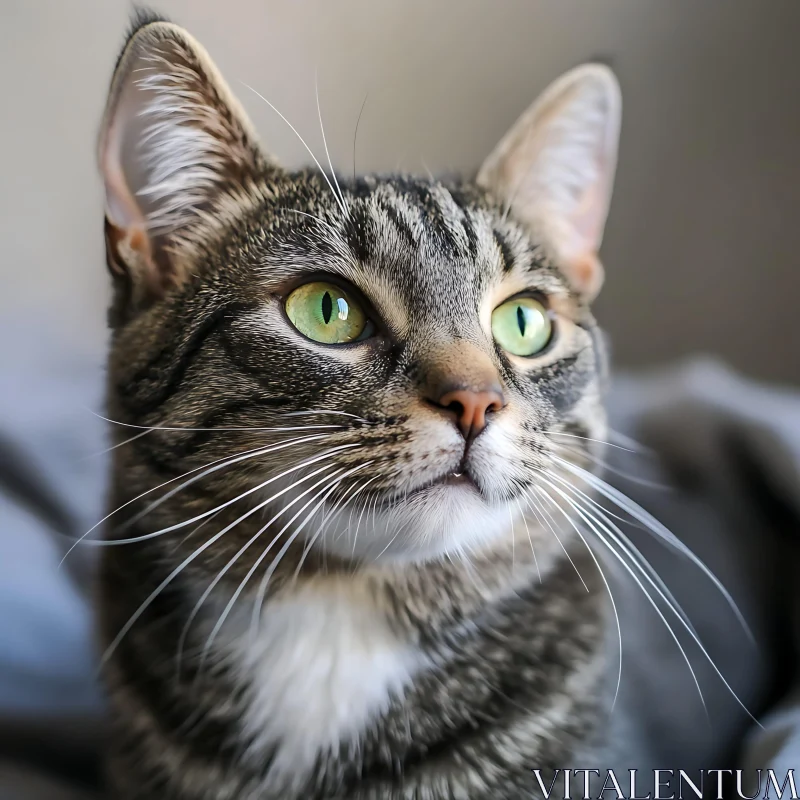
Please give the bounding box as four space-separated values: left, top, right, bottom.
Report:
313 483 514 564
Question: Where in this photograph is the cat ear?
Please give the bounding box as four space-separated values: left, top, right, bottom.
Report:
99 15 274 300
477 64 621 300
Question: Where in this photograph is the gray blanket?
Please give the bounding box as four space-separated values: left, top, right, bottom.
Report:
1 334 798 797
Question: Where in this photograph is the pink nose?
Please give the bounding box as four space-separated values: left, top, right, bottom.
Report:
433 386 505 441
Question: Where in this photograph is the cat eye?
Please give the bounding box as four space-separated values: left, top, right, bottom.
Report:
285 281 370 344
491 296 553 357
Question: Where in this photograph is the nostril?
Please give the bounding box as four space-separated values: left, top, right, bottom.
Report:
444 399 466 417
429 387 506 441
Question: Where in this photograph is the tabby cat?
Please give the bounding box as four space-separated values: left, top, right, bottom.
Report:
97 11 637 799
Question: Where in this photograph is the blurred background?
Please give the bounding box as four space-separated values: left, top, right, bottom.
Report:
2 0 799 382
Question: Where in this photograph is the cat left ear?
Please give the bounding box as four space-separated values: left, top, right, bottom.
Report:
99 16 275 301
477 64 621 301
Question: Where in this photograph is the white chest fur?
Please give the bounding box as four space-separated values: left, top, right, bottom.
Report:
228 584 425 787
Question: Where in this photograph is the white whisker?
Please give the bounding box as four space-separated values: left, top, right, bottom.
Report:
350 480 378 558
176 464 344 677
553 455 754 645
90 441 360 548
246 463 372 639
241 82 348 217
292 465 374 581
119 434 337 533
338 476 377 547
608 428 651 454
542 429 638 453
371 514 405 562
279 208 340 237
352 93 368 181
551 441 669 491
521 494 589 592
534 484 624 711
81 427 154 459
539 468 698 638
60 437 325 565
539 477 708 719
315 70 348 215
283 409 372 424
514 498 541 583
100 450 366 668
508 505 516 569
88 409 345 433
536 473 760 726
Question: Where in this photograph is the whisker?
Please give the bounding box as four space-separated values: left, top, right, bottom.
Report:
175 463 343 678
533 484 624 712
608 428 652 454
195 472 350 683
537 477 709 720
279 208 340 238
282 409 372 424
330 474 377 547
351 481 378 558
89 409 345 433
352 93 368 181
80 427 153 460
338 483 362 544
64 435 340 556
101 454 361 669
292 466 374 582
338 476 376 545
543 462 652 532
457 545 488 596
315 70 348 215
169 509 223 556
106 442 359 546
521 494 588 592
542 429 639 453
118 434 341 535
539 468 698 638
60 437 323 566
514 498 541 583
553 455 755 645
536 474 761 726
371 514 405 562
551 441 670 491
508 505 515 569
241 81 348 217
246 463 372 640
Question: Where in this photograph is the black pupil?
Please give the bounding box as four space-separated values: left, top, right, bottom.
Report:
516 305 526 337
321 291 333 324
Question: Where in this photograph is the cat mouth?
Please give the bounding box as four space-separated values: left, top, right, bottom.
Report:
393 469 481 502
442 471 474 487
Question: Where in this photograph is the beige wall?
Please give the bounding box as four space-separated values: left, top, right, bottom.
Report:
3 0 799 382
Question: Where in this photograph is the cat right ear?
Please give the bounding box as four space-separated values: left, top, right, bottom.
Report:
99 14 275 302
477 64 621 301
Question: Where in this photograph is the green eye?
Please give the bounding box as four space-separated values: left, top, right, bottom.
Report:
285 281 368 344
491 296 552 356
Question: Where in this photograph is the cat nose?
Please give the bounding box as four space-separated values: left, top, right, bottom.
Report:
432 385 506 442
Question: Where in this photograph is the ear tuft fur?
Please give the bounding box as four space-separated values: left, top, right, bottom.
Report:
98 17 277 305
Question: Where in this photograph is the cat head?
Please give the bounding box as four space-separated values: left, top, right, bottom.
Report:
99 13 620 564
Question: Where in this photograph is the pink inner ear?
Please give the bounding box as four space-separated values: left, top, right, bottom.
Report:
101 108 147 231
571 176 606 256
568 252 604 300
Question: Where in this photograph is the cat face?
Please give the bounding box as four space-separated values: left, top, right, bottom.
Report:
99 16 620 564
